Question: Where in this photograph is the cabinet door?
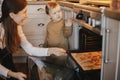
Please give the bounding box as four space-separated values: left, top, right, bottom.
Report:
27 5 46 16
23 18 50 46
101 17 120 80
23 4 50 47
23 18 49 35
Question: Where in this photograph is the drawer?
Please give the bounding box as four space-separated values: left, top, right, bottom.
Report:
27 13 49 18
13 49 27 63
26 35 46 40
27 5 47 18
23 18 50 35
24 33 46 47
27 5 46 14
13 56 27 63
27 38 45 47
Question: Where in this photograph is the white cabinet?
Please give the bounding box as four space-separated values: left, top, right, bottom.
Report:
23 4 50 47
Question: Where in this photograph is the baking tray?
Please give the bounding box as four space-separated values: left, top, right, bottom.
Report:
67 50 102 71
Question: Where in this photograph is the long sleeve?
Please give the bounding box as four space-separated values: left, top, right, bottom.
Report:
63 26 73 38
0 64 10 77
18 26 49 57
63 19 73 38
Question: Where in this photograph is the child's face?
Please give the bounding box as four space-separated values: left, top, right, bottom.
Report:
49 5 63 22
10 6 27 26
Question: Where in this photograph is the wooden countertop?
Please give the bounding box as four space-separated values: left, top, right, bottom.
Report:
58 1 120 20
73 3 102 13
85 1 110 7
58 1 102 12
73 19 101 35
27 1 120 20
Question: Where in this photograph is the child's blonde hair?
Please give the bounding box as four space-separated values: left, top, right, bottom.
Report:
45 2 60 15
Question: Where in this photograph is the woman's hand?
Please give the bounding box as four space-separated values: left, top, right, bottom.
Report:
8 71 27 80
14 72 27 80
48 48 67 56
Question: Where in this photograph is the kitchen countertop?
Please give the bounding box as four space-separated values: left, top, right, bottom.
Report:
84 1 110 7
58 1 120 20
27 1 120 20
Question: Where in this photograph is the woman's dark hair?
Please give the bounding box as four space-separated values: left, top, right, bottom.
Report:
0 0 27 53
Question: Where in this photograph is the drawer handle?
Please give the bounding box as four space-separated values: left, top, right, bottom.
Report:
38 23 45 27
37 8 44 11
39 44 43 47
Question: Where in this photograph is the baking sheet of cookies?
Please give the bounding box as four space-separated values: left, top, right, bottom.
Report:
71 51 102 71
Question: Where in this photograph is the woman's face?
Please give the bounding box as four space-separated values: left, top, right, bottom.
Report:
10 6 27 26
49 5 63 22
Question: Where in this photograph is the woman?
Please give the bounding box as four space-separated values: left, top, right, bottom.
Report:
0 0 66 80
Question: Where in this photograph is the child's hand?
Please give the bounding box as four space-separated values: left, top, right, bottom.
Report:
48 48 67 56
65 18 73 27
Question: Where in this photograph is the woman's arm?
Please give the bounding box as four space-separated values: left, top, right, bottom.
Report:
0 64 26 80
0 64 10 77
64 18 73 37
18 26 66 57
7 70 26 80
18 25 48 56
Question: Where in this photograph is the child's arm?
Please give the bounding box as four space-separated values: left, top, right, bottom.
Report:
64 18 73 37
65 18 73 27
